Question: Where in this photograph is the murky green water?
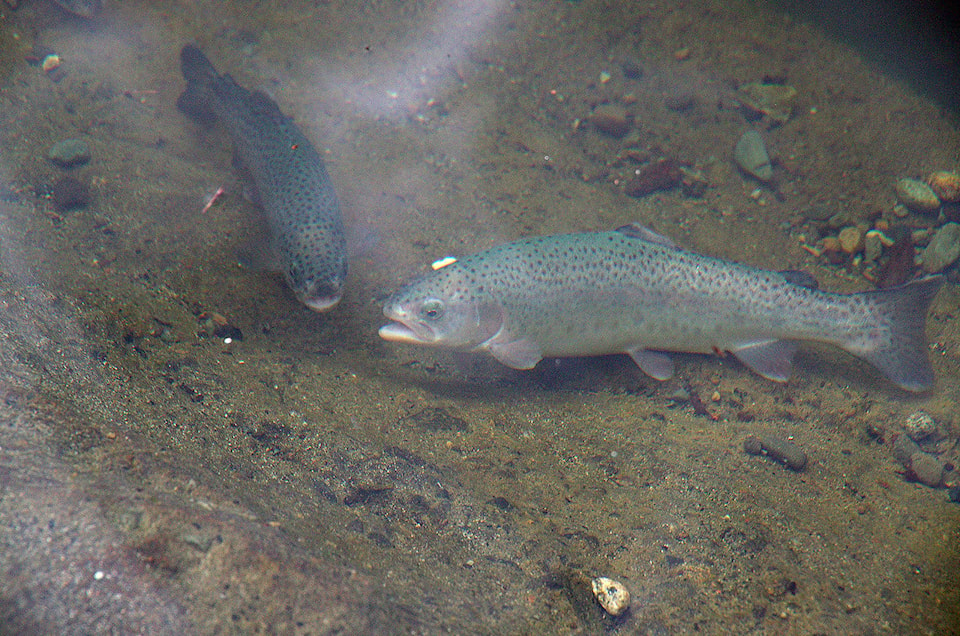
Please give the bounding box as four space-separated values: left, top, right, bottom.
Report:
1 0 958 633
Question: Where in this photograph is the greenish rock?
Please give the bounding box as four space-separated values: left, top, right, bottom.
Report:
182 532 215 552
827 210 857 229
733 130 772 182
47 138 91 168
737 83 798 124
911 452 945 488
922 222 960 273
863 231 883 263
895 178 940 213
679 166 709 198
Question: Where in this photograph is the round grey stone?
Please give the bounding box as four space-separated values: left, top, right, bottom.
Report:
921 222 960 273
47 138 91 168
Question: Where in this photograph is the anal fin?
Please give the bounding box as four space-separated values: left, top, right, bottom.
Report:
731 340 798 382
627 348 675 380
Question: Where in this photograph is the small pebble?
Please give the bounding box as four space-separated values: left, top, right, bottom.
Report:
736 82 798 125
948 484 960 503
623 159 681 197
679 167 709 198
820 236 841 254
893 434 945 488
910 452 945 488
893 434 923 466
895 178 941 213
926 171 960 203
733 130 773 182
42 54 62 73
903 411 937 441
877 227 917 287
838 226 864 254
863 230 884 263
592 576 630 616
921 222 960 273
47 138 91 168
743 434 807 471
589 103 631 138
664 93 696 113
197 311 243 340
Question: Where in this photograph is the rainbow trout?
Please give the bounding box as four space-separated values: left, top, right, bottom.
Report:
177 44 347 311
380 224 943 391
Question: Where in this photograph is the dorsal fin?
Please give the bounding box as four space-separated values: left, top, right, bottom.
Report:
615 223 676 247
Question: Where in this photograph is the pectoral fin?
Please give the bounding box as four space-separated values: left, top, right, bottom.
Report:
731 340 798 382
487 338 543 370
627 348 675 380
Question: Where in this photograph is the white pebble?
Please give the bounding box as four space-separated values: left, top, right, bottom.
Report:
592 576 631 616
94 571 104 580
904 411 937 441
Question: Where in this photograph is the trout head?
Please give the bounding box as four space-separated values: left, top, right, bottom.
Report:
296 277 344 312
379 267 504 350
283 233 349 313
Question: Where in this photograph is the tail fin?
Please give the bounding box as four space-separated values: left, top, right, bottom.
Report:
852 275 944 391
176 44 219 126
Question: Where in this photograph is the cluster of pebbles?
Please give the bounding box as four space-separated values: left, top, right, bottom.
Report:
895 172 960 214
896 171 960 274
803 170 960 281
580 70 960 286
892 410 959 501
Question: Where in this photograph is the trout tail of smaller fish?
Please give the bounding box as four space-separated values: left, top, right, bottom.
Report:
177 44 289 136
176 44 222 126
175 44 349 312
842 275 943 392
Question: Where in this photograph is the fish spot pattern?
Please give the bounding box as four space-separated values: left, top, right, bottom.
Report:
179 46 347 307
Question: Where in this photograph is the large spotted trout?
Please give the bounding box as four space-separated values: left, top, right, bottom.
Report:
177 44 347 311
380 224 944 391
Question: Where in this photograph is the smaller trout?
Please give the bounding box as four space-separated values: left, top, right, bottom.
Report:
380 224 944 391
177 45 347 311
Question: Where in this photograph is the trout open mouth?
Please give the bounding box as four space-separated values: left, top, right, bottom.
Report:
299 279 344 313
303 294 342 313
379 307 436 344
379 322 427 343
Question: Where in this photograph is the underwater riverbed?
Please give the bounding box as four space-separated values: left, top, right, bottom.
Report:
1 0 959 633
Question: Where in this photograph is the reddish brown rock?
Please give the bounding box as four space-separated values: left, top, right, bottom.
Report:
623 159 681 197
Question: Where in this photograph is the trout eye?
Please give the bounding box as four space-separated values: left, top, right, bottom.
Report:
421 299 444 321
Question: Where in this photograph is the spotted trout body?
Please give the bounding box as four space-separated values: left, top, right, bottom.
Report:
380 225 943 391
178 44 347 311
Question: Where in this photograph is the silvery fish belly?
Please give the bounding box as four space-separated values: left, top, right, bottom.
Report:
177 45 347 312
380 224 944 392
